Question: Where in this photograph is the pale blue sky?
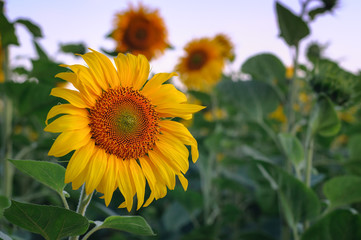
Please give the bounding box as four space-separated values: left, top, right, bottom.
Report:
6 0 361 75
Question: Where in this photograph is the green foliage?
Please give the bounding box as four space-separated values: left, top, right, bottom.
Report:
0 3 18 46
9 159 66 195
217 80 279 121
60 43 87 55
310 95 341 137
278 133 304 166
4 201 89 240
94 215 155 236
323 175 361 210
276 2 310 46
257 162 320 228
0 195 10 218
301 209 361 240
15 19 43 38
241 53 286 85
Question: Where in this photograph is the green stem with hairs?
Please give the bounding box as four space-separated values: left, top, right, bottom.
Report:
69 185 93 240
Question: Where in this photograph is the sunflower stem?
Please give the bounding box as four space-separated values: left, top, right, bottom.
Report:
1 45 14 198
60 192 70 210
76 185 93 216
69 185 93 240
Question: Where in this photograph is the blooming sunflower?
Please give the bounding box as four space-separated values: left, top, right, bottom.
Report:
175 37 224 92
45 49 204 211
112 3 168 61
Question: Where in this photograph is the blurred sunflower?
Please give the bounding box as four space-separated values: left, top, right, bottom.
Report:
213 34 235 62
111 3 169 61
45 50 204 211
175 37 224 92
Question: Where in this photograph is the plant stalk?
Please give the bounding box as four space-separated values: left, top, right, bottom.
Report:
69 185 93 240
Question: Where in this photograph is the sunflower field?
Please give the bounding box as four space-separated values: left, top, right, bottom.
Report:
1 0 361 240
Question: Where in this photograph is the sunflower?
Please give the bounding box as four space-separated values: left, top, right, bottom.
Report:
175 37 224 92
45 50 204 211
213 34 235 62
111 3 169 61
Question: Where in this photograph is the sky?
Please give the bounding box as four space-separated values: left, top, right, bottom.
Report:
5 0 361 76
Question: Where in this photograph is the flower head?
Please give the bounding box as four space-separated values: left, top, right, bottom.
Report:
175 37 224 92
45 50 204 211
111 3 169 61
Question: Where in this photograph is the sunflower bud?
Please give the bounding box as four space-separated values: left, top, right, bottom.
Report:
306 42 324 62
310 59 356 106
321 0 338 11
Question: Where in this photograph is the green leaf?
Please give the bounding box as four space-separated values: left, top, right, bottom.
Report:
0 10 19 46
257 161 320 228
278 133 304 166
323 175 361 209
9 159 66 195
60 43 87 55
241 53 286 85
217 80 279 121
276 2 310 46
347 134 361 160
95 215 155 236
4 201 89 240
15 19 43 38
311 95 341 137
0 195 10 218
301 209 361 240
34 40 49 60
101 48 118 57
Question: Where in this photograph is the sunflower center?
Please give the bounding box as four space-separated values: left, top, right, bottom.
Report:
188 50 208 70
124 18 154 50
135 28 147 40
88 87 160 160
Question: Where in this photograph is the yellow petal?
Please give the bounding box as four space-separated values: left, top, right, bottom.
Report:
101 154 118 206
177 174 188 191
51 87 89 108
143 84 187 106
156 134 189 174
46 104 88 125
133 54 150 90
44 115 89 133
156 103 206 120
85 148 107 195
114 53 135 87
160 120 199 163
114 53 150 90
143 192 155 208
55 72 96 107
81 52 109 91
117 159 134 212
138 156 158 194
89 49 120 89
148 149 176 190
71 167 89 190
142 72 177 95
65 64 102 97
65 141 95 183
48 128 90 157
129 159 146 210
